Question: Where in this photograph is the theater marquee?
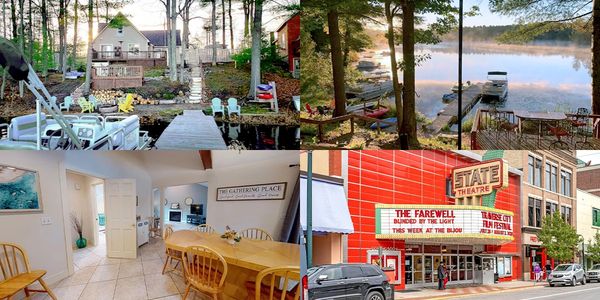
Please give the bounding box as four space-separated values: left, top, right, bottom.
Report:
452 159 509 198
375 204 514 244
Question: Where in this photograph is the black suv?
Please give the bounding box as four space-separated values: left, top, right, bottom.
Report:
308 263 394 300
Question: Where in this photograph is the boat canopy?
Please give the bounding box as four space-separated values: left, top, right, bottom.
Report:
488 71 508 76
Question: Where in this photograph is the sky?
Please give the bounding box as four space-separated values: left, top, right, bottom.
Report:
68 0 298 49
577 151 600 166
422 0 517 27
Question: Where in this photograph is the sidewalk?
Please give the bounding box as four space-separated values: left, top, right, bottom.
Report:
394 280 547 299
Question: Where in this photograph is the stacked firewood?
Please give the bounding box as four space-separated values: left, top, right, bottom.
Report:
91 90 157 105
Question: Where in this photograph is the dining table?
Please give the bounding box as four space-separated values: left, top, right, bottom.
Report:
165 230 300 299
513 110 567 147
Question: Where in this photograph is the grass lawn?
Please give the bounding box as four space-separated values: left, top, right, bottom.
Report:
203 103 272 115
205 65 250 99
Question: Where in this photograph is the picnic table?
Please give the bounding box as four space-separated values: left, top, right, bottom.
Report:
513 110 567 147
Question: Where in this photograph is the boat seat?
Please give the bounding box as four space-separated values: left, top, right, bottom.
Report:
8 113 47 142
0 139 40 150
111 115 140 149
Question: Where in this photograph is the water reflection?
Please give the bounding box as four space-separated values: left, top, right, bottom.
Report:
370 42 591 119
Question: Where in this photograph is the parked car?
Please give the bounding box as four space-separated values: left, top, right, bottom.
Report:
547 264 586 287
586 264 600 283
308 263 394 300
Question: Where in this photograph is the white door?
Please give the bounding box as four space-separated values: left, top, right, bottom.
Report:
105 179 137 259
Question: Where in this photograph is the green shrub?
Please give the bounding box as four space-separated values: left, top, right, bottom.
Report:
144 68 164 78
231 40 287 74
162 92 176 100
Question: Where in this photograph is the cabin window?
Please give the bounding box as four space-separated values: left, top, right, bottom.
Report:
279 31 287 49
128 44 140 53
117 27 124 36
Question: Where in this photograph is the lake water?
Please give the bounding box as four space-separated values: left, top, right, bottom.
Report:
369 42 592 120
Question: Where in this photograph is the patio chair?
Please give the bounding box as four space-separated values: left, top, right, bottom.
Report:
59 96 73 111
245 266 300 300
305 103 315 115
88 95 99 109
78 97 94 113
118 94 134 113
547 120 571 149
0 242 58 299
182 245 228 300
195 224 216 234
570 107 590 143
211 98 224 117
227 98 241 117
240 228 272 241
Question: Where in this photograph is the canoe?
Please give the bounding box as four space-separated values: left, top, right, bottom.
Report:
370 117 397 129
362 106 390 119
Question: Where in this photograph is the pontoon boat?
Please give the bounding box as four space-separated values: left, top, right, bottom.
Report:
481 71 508 101
0 38 151 150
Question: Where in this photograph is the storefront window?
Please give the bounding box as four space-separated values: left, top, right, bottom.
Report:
560 169 572 197
496 257 512 277
406 244 423 253
561 205 572 224
424 244 441 253
545 162 557 192
593 208 600 227
528 155 542 187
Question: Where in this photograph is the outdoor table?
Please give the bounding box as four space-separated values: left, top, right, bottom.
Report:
165 230 300 299
513 111 567 147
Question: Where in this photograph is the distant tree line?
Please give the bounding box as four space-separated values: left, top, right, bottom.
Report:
443 24 591 46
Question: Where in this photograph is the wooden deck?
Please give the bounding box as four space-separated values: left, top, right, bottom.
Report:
427 84 482 134
155 110 227 150
474 131 600 150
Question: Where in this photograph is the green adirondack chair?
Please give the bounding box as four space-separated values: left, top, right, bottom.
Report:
78 97 94 113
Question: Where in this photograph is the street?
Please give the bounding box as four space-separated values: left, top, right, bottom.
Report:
453 283 600 300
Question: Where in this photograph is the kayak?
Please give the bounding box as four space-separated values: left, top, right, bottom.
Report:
370 117 397 129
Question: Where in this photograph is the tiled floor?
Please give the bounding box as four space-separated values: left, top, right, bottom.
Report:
34 232 211 300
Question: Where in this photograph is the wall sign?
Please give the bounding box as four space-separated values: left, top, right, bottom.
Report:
452 159 509 198
216 182 287 201
375 204 514 243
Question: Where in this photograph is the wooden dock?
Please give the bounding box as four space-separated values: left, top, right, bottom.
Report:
346 81 393 101
155 110 227 150
427 84 482 134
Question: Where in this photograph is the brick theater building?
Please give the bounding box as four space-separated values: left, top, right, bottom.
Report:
344 150 523 290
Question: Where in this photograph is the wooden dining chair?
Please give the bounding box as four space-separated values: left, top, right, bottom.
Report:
182 245 228 300
0 242 58 300
162 225 184 275
245 266 301 300
196 224 216 234
240 228 273 241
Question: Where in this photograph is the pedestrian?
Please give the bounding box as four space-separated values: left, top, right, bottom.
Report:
545 260 552 280
443 263 449 289
534 263 542 284
438 262 445 290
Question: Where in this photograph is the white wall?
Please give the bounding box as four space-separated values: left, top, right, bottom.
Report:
577 189 600 243
0 152 68 284
163 183 208 223
66 172 99 247
206 158 298 241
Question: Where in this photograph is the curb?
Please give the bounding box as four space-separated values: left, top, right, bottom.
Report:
395 284 546 300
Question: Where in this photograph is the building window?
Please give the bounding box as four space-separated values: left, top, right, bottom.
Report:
528 155 542 187
546 201 557 217
545 162 557 192
117 27 124 36
279 31 287 49
561 205 572 225
560 169 572 197
528 197 542 227
593 208 600 227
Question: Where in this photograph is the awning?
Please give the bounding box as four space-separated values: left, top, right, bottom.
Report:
300 177 354 234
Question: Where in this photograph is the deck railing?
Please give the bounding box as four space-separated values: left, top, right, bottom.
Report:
185 48 233 64
471 108 600 150
92 50 167 60
91 65 143 89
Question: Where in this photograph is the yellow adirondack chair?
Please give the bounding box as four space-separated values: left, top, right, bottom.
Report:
118 94 134 113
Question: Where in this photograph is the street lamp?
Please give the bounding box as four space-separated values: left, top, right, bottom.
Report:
579 234 586 270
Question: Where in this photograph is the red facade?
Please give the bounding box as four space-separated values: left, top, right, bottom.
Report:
346 150 522 290
278 14 300 72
